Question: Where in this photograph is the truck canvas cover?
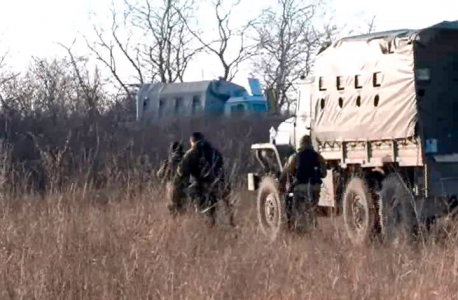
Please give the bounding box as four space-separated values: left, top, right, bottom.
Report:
312 21 458 144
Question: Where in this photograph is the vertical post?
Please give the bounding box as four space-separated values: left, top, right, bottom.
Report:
365 141 371 165
392 140 398 163
341 141 347 167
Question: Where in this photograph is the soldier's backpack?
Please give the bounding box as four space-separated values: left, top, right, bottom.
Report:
197 141 224 183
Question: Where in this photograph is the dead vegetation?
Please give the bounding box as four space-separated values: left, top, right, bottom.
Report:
0 55 457 299
0 116 456 300
1 186 458 300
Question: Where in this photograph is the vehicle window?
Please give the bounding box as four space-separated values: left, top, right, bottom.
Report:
231 104 245 116
192 96 201 114
319 77 326 91
337 76 344 90
252 103 266 112
158 99 164 118
373 72 382 87
174 97 183 114
355 75 362 89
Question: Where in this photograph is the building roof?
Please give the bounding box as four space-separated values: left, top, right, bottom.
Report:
160 81 212 96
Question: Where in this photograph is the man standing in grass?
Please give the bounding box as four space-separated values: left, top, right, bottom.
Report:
169 132 234 227
157 141 185 182
279 135 327 232
157 141 185 202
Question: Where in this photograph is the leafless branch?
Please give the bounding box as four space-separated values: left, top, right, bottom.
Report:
176 0 255 81
252 0 339 112
59 40 102 119
366 15 377 34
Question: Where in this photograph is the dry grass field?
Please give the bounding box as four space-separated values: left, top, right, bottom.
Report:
1 186 458 300
3 45 458 299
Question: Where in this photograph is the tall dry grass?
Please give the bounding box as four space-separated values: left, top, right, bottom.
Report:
0 114 457 299
1 185 458 300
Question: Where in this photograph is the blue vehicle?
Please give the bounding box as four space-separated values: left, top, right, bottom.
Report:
224 78 268 117
136 77 268 122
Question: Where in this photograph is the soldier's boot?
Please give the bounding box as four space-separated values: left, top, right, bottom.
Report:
302 187 320 233
303 204 318 232
204 194 217 227
168 197 187 217
284 194 294 231
205 206 217 227
169 182 187 217
228 211 235 228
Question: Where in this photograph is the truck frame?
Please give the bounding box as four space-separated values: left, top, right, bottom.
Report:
248 21 458 244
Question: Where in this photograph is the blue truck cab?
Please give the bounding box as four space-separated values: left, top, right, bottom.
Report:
224 78 268 117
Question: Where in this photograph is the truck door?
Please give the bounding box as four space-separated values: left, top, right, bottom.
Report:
294 78 315 150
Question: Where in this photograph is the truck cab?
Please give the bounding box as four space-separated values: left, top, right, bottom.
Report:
224 96 268 118
224 78 268 118
269 76 315 151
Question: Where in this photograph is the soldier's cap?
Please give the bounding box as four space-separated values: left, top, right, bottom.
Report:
190 132 205 142
299 135 312 148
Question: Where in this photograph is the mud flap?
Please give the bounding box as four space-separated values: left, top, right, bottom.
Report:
248 173 260 191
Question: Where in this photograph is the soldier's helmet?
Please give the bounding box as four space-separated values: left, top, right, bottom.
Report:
190 132 205 143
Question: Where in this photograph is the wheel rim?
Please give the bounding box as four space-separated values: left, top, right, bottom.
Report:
265 193 278 226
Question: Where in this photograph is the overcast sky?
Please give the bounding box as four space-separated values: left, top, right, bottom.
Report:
0 0 456 91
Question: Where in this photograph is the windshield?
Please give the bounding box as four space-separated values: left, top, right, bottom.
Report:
252 103 267 112
231 104 246 116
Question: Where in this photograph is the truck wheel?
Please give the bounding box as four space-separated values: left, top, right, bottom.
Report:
343 177 376 245
257 176 286 241
379 174 418 244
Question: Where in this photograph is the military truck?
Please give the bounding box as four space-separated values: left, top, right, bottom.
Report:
247 21 458 244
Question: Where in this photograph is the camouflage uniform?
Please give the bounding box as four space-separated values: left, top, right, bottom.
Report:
157 142 184 200
279 136 327 231
157 142 184 182
171 139 233 226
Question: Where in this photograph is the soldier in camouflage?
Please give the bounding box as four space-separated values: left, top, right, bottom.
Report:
170 132 234 227
279 135 327 231
157 142 185 201
157 141 185 182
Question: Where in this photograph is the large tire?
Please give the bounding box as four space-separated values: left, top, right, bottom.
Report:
257 176 286 241
379 174 418 244
343 177 376 245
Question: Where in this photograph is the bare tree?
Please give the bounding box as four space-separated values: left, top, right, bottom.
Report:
60 41 106 119
253 0 338 113
0 50 20 115
125 0 201 83
178 0 255 81
0 50 7 76
366 15 377 34
87 0 200 95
